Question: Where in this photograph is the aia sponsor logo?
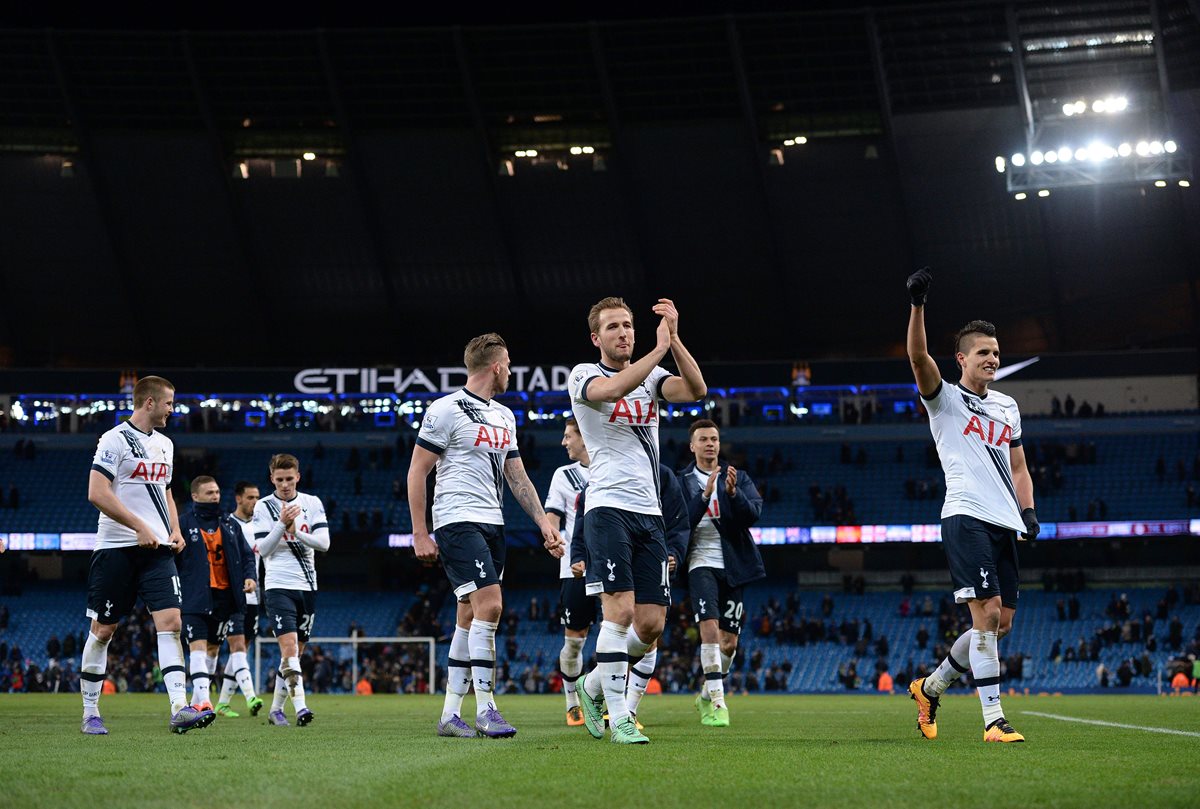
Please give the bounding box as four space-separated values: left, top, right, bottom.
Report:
130 461 169 482
608 398 656 425
473 425 512 449
962 415 1012 447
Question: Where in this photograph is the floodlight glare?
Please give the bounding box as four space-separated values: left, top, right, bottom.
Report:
1011 153 1025 167
1164 140 1177 153
1014 192 1027 200
570 146 583 155
515 150 527 157
1037 189 1050 197
1031 150 1044 165
302 152 316 161
1112 96 1128 111
1136 141 1150 156
1073 100 1086 114
995 156 1006 173
1062 103 1075 116
526 149 537 157
1074 147 1088 161
1150 141 1164 155
1058 147 1073 162
1181 180 1191 188
1154 180 1167 187
582 146 595 154
796 136 808 144
1092 99 1106 113
1045 150 1059 163
1118 142 1132 157
783 139 795 146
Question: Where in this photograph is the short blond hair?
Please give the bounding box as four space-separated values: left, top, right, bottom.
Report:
269 453 300 473
132 375 174 410
464 333 508 374
587 296 633 335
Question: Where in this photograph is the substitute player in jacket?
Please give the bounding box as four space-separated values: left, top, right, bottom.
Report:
176 476 261 717
904 267 1038 744
679 418 765 728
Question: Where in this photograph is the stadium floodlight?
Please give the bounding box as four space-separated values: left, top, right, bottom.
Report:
1118 142 1132 157
1011 153 1025 167
796 136 807 144
1111 96 1128 111
1062 102 1075 116
1014 192 1027 200
1044 150 1058 163
1058 147 1073 163
582 146 595 154
1031 150 1044 165
1136 141 1150 156
1037 189 1050 197
1074 147 1088 161
1182 180 1192 188
1150 141 1164 155
302 152 316 161
784 139 795 146
1165 140 1177 154
514 150 527 157
995 156 1006 173
526 149 538 157
570 146 583 155
1154 180 1167 187
1092 99 1107 113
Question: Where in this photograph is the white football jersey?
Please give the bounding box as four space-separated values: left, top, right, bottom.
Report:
417 389 519 531
568 362 672 516
252 492 327 592
687 467 725 571
925 381 1026 533
90 422 175 550
544 461 591 578
230 513 259 605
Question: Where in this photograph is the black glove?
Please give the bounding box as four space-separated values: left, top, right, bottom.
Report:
906 267 932 306
1020 507 1039 541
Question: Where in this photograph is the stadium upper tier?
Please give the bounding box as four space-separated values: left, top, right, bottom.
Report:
0 415 1195 534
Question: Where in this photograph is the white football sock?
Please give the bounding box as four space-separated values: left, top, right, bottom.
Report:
596 621 630 722
627 647 657 715
157 631 188 714
189 649 211 706
284 656 306 712
969 630 1004 727
272 670 288 712
559 635 585 710
469 619 498 715
925 630 972 697
442 625 471 722
228 651 257 701
80 632 109 718
701 643 725 708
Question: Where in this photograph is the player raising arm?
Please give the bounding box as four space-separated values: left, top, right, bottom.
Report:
905 268 1037 744
569 296 706 745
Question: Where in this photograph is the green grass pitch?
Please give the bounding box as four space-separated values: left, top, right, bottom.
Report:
1 693 1196 808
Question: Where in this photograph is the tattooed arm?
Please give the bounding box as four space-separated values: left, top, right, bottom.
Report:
504 455 563 558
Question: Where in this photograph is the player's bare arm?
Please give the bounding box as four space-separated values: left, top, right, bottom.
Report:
655 299 708 402
406 445 440 561
504 456 564 558
87 469 158 548
905 267 942 397
1010 444 1039 539
583 317 673 403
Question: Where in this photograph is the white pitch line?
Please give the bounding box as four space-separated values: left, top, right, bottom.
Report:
1022 710 1200 738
